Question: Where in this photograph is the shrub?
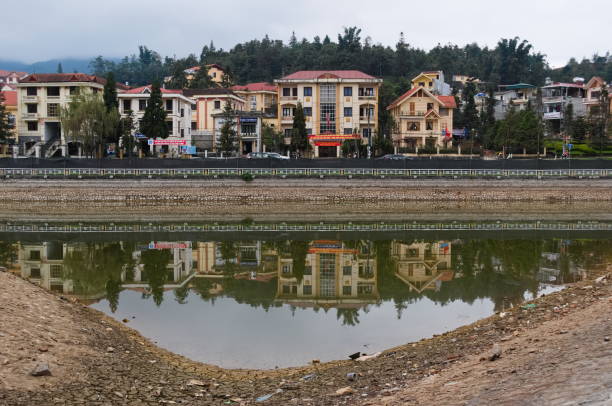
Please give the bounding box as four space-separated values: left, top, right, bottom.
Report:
241 172 254 182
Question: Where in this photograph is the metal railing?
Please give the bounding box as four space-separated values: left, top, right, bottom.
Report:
0 167 611 179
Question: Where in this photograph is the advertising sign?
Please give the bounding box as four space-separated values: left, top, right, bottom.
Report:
181 146 197 155
240 117 258 124
149 139 187 146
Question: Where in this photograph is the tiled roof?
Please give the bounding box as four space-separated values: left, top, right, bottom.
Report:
0 91 17 106
280 70 377 80
542 82 584 89
0 70 28 78
123 85 182 94
386 87 419 109
185 64 224 73
231 82 277 92
182 88 236 97
437 96 457 108
387 88 457 110
19 73 106 84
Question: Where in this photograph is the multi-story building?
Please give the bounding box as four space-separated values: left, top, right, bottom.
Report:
183 88 245 152
387 86 456 151
541 80 586 134
211 110 274 154
0 70 27 85
118 85 193 156
185 64 225 84
15 73 107 157
274 70 382 158
230 82 278 113
583 76 611 116
391 240 453 293
0 90 17 154
19 242 70 294
493 83 538 119
411 71 452 96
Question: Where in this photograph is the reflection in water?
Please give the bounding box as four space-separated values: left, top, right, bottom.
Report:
2 231 611 368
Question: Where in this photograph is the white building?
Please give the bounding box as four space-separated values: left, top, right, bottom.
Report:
118 85 193 156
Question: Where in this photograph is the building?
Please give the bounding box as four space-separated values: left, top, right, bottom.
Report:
0 90 17 154
541 80 586 134
183 88 246 152
15 73 107 157
411 71 452 96
583 76 611 116
0 70 28 85
230 82 278 113
164 64 226 86
387 86 456 151
274 70 382 158
118 85 193 157
391 240 453 293
211 110 275 154
493 83 538 119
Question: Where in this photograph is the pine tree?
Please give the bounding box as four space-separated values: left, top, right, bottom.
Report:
462 81 479 137
103 72 118 111
120 110 137 157
0 93 13 143
217 100 237 155
291 102 309 154
479 86 497 148
57 63 63 73
140 82 168 142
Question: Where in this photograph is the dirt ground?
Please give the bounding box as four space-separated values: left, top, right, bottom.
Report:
0 269 611 406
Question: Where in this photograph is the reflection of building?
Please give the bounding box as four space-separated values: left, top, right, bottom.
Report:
19 242 71 293
124 241 193 288
276 240 378 306
193 242 216 274
391 241 453 293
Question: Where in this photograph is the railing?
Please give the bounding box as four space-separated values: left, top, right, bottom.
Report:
0 167 611 179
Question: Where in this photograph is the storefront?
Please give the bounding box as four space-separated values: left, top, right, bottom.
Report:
309 134 362 158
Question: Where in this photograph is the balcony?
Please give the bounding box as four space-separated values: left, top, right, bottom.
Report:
543 111 562 120
23 95 38 102
281 116 294 124
280 96 298 102
22 112 38 119
360 116 375 124
399 111 426 117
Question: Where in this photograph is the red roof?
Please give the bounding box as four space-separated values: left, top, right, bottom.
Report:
386 87 419 109
387 88 456 110
0 91 17 106
123 85 182 94
0 70 28 78
438 96 457 108
19 73 107 84
231 82 277 92
280 70 376 80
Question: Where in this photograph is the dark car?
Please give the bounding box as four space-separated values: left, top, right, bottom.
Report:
376 154 411 160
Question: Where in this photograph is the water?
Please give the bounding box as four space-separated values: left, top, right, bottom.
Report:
1 219 609 369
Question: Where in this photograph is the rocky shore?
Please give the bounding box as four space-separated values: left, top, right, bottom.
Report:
2 178 612 203
1 267 610 405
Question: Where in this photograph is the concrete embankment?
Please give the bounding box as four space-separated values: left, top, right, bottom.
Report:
2 178 612 202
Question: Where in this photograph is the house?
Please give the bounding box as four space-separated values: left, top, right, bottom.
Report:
211 110 275 155
541 79 586 134
165 64 226 86
386 86 456 151
230 82 278 113
494 83 538 119
583 76 612 116
274 70 382 158
0 90 17 154
391 240 453 293
15 73 108 158
118 85 193 157
182 88 246 152
0 70 28 85
411 71 452 96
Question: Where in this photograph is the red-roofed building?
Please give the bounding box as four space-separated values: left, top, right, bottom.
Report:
230 82 277 114
164 64 226 86
274 70 382 157
117 85 194 157
387 84 456 151
0 90 17 153
0 70 28 85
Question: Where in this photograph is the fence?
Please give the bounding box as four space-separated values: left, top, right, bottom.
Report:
0 167 611 179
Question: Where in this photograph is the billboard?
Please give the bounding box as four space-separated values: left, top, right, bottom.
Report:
147 139 187 146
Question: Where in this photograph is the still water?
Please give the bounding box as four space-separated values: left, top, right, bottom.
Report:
1 220 610 368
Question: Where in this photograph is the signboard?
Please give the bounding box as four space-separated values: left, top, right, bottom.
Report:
148 139 187 146
181 145 197 155
567 143 573 150
240 117 258 124
134 133 147 139
148 242 190 250
308 134 361 140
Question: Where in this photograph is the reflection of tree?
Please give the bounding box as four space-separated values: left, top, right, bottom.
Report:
219 241 238 274
289 240 309 282
0 240 17 268
141 249 172 306
336 308 360 326
174 284 189 304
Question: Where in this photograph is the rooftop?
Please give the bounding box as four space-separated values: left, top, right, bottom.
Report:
123 85 182 94
19 73 106 84
278 70 378 81
0 91 17 106
542 82 584 89
0 70 28 78
231 82 277 92
182 88 237 97
499 83 536 90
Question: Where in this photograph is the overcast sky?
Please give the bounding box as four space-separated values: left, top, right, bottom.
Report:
3 0 609 67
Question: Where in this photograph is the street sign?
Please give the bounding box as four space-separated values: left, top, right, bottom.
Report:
567 143 573 150
147 139 154 146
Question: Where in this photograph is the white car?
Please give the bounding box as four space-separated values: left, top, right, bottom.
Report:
265 152 290 160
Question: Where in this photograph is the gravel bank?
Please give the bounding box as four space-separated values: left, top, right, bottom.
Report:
1 267 610 405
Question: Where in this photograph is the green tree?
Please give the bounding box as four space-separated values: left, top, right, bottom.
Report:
140 82 168 147
60 92 119 157
291 102 309 154
0 93 13 144
564 102 574 136
120 109 137 157
589 88 610 152
103 72 119 112
262 123 283 152
479 86 497 148
189 63 215 89
57 63 63 73
217 100 237 155
462 81 479 136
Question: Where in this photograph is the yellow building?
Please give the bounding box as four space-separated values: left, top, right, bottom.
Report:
0 90 17 155
387 86 456 151
411 70 452 96
584 76 612 116
391 241 453 293
274 70 382 157
230 82 278 113
184 64 225 85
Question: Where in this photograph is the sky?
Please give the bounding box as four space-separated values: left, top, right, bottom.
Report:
3 0 610 67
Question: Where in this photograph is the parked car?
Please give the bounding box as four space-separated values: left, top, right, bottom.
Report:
246 152 266 159
376 154 411 160
266 152 290 160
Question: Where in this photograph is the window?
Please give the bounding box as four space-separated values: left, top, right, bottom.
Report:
47 103 59 117
27 121 38 131
282 264 292 274
344 128 353 135
50 265 63 279
26 104 37 114
241 123 256 135
166 121 173 135
92 88 98 94
304 265 312 275
292 87 298 97
418 81 425 87
191 121 197 130
30 268 41 279
26 87 37 96
426 120 434 131
284 129 293 137
166 100 173 112
250 95 257 111
344 87 352 97
362 128 372 138
29 250 41 260
342 286 352 295
427 103 434 111
591 91 601 100
303 107 312 116
282 88 291 97
123 100 131 112
303 87 312 96
343 265 352 275
47 87 60 97
358 284 373 294
344 107 352 117
319 84 336 134
180 128 184 138
319 253 336 297
408 122 420 131
180 108 184 117
360 106 374 118
303 285 312 295
282 107 293 117
214 100 221 109
191 104 197 111
359 88 374 97
139 99 147 111
69 86 77 95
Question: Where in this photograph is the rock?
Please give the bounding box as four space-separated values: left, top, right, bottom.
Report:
106 347 115 353
301 374 316 381
114 392 123 398
357 352 381 361
489 344 502 361
186 379 208 387
348 352 361 360
311 359 320 365
347 372 357 381
30 363 52 377
605 337 610 342
122 318 129 323
334 387 355 396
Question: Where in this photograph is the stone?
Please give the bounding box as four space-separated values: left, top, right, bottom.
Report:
334 387 355 396
605 337 610 342
187 379 208 387
30 363 52 377
107 347 115 353
489 344 502 361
